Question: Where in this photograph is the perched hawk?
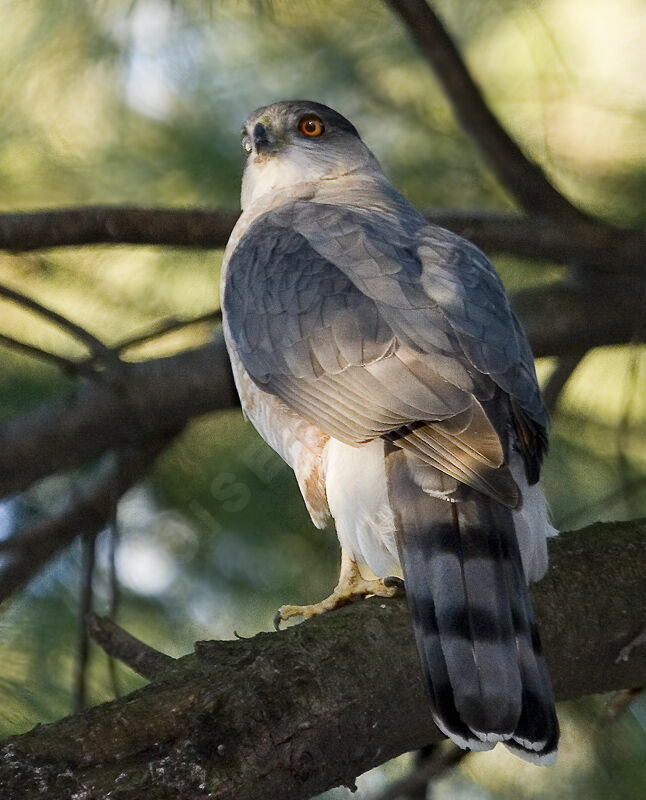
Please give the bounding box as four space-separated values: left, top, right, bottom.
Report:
221 100 559 763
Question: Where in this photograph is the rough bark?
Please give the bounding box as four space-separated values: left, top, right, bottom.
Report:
1 519 644 800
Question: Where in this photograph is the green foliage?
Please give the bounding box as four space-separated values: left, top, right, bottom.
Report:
0 0 644 797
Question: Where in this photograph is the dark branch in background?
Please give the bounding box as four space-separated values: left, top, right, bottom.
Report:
385 0 584 220
0 331 238 499
87 613 176 681
0 207 644 273
0 284 118 365
0 443 170 604
432 211 644 274
106 507 122 698
1 520 644 800
0 305 222 375
542 351 587 414
0 206 240 252
512 282 643 356
0 332 95 377
108 309 222 358
74 532 98 713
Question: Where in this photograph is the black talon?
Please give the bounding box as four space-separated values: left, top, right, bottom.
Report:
273 610 283 631
383 576 405 592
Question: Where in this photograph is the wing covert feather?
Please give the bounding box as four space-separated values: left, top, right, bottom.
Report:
224 199 546 501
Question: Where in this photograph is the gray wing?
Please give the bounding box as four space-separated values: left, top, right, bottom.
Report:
224 201 546 505
287 201 546 429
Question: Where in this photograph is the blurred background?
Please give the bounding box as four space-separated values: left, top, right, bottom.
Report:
0 0 644 797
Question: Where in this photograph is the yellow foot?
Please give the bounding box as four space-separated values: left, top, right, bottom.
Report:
274 551 404 630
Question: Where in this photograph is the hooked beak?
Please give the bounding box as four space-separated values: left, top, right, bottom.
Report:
252 122 274 155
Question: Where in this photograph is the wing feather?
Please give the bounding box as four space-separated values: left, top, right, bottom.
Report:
224 199 548 501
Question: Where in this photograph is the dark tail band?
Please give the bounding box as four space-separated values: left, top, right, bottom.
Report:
385 446 558 763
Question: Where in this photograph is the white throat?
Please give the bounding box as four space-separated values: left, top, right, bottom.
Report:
241 154 315 209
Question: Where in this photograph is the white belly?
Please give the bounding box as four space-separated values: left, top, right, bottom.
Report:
324 438 400 576
324 436 556 583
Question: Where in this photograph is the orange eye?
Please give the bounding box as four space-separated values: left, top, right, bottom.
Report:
298 116 325 137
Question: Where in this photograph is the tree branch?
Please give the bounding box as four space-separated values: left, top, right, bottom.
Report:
0 333 95 377
0 519 644 800
0 207 643 273
384 0 585 220
431 211 645 274
74 531 98 713
0 284 117 364
87 613 176 680
108 310 222 358
512 282 644 359
0 207 240 251
542 351 587 414
0 330 238 498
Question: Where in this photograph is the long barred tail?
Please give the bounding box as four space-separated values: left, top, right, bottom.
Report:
385 448 559 763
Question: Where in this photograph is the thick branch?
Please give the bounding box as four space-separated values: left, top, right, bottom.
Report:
0 207 643 273
0 519 644 800
541 351 587 414
385 0 584 220
0 207 240 251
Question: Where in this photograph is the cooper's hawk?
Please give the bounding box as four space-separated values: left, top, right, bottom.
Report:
222 100 559 763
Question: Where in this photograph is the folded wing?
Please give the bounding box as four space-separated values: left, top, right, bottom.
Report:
224 201 548 506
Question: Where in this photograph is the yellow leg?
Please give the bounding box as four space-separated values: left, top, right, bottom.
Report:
274 549 404 629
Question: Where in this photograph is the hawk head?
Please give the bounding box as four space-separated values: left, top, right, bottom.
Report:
240 100 379 208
